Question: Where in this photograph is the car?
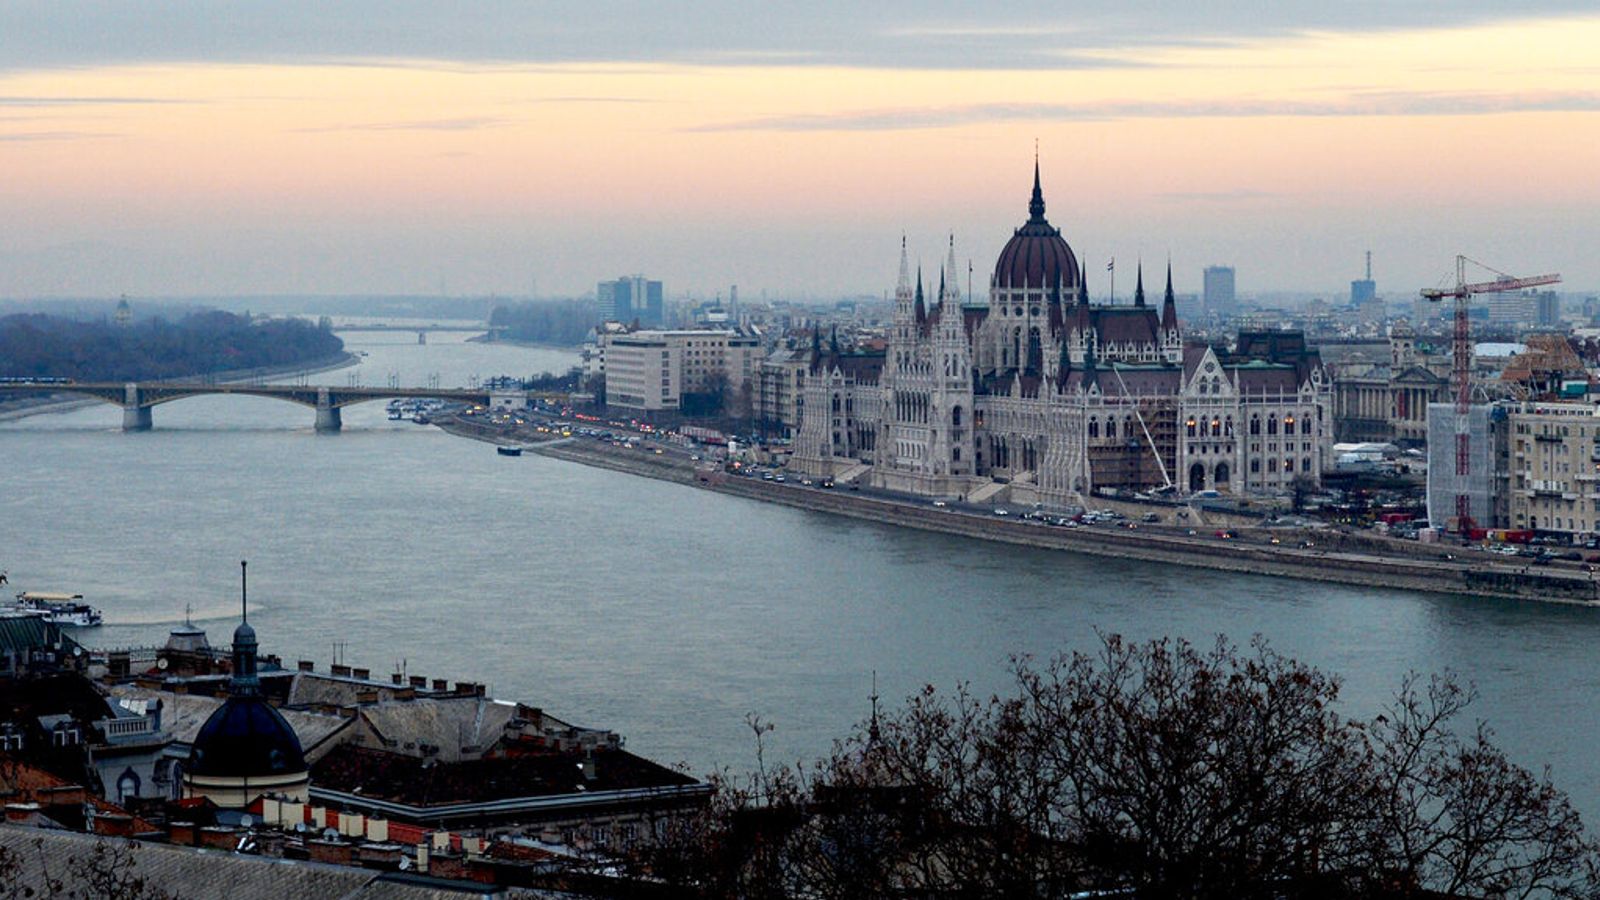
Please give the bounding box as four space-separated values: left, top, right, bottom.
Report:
774 474 786 483
1142 513 1160 523
932 500 948 508
1214 530 1233 539
821 480 835 488
993 508 1009 517
801 478 813 486
1269 537 1281 545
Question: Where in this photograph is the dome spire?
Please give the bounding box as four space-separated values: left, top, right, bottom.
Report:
231 560 260 697
1028 151 1046 222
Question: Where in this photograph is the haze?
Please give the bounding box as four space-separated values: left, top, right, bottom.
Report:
2 2 1597 300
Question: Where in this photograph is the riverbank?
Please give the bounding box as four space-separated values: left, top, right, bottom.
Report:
436 416 1600 607
0 351 358 422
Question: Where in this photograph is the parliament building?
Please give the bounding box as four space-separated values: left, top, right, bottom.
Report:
792 164 1333 506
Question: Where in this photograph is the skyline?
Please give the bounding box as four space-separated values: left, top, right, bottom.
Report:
3 4 1598 300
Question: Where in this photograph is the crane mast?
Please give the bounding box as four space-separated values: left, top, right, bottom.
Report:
1421 255 1561 532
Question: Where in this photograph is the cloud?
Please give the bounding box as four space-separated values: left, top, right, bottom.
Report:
1156 189 1277 203
0 96 189 107
293 116 507 133
3 3 1596 73
688 90 1600 132
0 130 119 141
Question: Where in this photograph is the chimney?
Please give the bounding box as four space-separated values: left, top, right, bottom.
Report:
298 660 315 672
409 676 427 689
331 664 351 678
391 672 404 685
352 668 370 681
432 679 448 693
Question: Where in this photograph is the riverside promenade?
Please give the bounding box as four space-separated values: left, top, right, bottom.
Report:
441 416 1599 607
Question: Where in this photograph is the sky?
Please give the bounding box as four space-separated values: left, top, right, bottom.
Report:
2 3 1597 301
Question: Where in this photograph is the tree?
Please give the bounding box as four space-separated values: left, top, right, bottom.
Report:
630 635 1600 899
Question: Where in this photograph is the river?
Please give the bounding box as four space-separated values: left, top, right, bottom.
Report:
4 329 1599 822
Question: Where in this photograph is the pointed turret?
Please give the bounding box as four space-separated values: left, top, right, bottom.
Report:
1134 262 1146 308
1161 261 1179 333
1079 259 1088 304
829 325 840 356
810 324 822 368
914 266 926 325
1082 337 1099 389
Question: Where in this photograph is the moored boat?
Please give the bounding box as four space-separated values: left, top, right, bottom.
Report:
497 445 523 456
8 592 102 627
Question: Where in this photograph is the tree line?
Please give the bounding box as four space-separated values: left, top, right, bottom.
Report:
625 634 1598 899
488 299 600 346
0 311 344 382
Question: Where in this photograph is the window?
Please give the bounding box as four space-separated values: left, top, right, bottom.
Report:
1250 459 1260 474
1250 416 1261 436
1267 415 1278 435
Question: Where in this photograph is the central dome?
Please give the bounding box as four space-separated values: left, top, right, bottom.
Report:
188 695 306 778
993 163 1080 292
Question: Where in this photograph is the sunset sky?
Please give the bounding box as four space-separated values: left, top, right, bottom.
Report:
3 3 1597 301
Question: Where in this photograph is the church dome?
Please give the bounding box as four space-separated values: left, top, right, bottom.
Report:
188 696 306 778
993 163 1079 292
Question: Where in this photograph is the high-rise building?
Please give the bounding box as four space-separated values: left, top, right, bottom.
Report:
597 275 664 326
1536 291 1561 327
1350 251 1376 306
1203 266 1235 317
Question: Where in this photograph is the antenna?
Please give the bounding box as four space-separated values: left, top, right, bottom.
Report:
1365 250 1372 281
240 560 247 623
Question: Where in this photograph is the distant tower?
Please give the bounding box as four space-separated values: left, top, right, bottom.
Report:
1351 251 1377 306
114 295 132 328
1203 266 1235 318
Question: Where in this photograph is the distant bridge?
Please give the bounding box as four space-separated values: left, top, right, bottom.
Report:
0 381 566 432
329 323 495 334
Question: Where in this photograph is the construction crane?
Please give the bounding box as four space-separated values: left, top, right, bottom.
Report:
1421 255 1561 531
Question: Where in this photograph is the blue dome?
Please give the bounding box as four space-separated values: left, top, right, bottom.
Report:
188 696 306 778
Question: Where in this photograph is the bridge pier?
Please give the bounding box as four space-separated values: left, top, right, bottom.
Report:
315 388 341 433
121 383 152 431
122 405 152 432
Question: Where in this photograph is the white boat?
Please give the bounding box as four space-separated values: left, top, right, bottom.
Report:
9 592 102 627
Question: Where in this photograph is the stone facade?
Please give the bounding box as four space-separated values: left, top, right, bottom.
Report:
792 167 1333 504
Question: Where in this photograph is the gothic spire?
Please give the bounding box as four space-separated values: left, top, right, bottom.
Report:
944 234 959 303
1161 260 1179 332
1134 261 1146 308
914 266 926 324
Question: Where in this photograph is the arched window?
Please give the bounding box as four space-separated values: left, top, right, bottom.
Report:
1210 418 1221 437
1250 416 1261 436
1189 463 1206 492
1285 458 1295 473
1267 415 1278 435
1125 419 1135 439
1224 416 1234 437
952 406 963 427
1303 457 1312 474
1284 416 1296 435
1089 419 1100 439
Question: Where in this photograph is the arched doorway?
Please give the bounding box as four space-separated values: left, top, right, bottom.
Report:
1214 462 1230 492
1188 462 1206 492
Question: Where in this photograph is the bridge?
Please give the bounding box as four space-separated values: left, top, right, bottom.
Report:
329 323 494 334
0 381 567 432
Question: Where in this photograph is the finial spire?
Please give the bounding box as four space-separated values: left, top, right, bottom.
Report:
1134 261 1146 308
240 559 247 623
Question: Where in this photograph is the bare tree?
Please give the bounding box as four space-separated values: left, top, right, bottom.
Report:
626 635 1600 899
